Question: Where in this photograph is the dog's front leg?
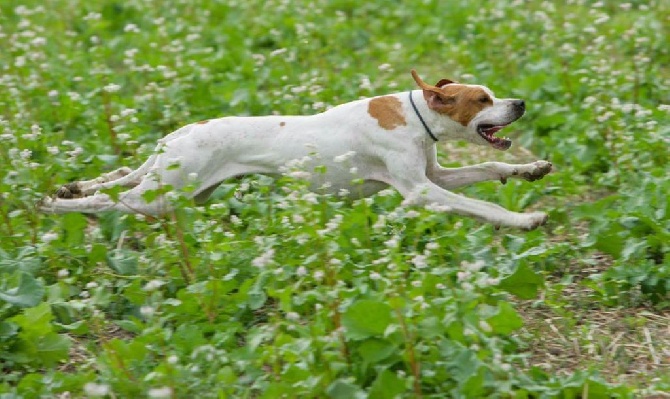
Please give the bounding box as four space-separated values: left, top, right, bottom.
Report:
427 161 552 189
387 156 547 229
404 182 547 229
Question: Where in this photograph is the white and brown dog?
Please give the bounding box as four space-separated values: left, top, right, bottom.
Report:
41 70 552 229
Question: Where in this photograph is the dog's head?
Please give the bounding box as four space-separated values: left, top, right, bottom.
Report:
411 70 525 150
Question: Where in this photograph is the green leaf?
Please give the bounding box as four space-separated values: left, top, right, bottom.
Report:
248 274 269 310
248 289 267 310
0 248 42 275
499 263 544 299
485 301 524 335
11 302 52 331
0 272 45 308
61 213 88 246
34 333 71 367
8 303 71 367
369 369 406 399
326 379 366 399
106 249 138 275
0 321 19 339
357 338 397 364
342 299 393 340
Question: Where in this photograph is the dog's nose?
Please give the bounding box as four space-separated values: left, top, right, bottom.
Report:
513 100 525 111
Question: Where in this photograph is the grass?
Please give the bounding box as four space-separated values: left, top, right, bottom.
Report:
1 0 669 397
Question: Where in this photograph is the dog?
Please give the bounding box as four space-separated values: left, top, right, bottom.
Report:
40 70 552 229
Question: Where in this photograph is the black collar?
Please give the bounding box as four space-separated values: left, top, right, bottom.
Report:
408 91 438 142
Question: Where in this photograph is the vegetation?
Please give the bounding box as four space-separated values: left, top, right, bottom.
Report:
0 0 668 397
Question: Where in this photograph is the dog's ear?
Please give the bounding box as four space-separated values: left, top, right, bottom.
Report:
435 78 455 88
411 69 440 93
411 70 455 112
425 91 455 112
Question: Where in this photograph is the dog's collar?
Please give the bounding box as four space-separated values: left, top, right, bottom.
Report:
409 90 438 142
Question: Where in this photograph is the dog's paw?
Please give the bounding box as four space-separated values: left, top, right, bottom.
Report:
37 196 55 213
56 182 82 199
521 161 552 182
520 212 548 230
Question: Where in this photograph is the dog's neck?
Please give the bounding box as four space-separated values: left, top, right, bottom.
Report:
407 90 471 144
408 91 439 142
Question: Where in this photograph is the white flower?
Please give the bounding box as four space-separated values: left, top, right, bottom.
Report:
103 83 121 93
370 272 381 280
270 48 287 57
286 312 300 321
301 192 318 204
384 236 399 248
296 266 308 277
57 269 69 278
83 12 102 21
147 387 172 398
48 90 58 97
252 249 275 268
124 23 140 33
167 355 179 364
140 305 155 318
463 260 485 272
411 254 428 269
289 170 311 179
144 280 165 291
479 321 492 333
120 108 137 117
333 151 356 163
313 270 325 281
405 210 420 218
41 232 58 243
84 382 110 396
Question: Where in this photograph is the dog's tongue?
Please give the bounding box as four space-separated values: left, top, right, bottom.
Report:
483 125 505 135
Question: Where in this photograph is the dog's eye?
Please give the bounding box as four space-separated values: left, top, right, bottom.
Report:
479 96 491 103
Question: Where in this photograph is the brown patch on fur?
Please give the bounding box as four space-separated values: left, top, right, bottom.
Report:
197 120 209 125
431 85 493 126
280 121 286 127
367 96 407 130
411 69 492 126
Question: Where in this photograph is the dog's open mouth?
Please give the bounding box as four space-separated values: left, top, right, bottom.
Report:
477 124 512 150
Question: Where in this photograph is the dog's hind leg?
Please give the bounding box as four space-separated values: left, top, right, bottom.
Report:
43 176 174 216
56 155 159 199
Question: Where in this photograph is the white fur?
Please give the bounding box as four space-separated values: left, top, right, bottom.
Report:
40 87 552 229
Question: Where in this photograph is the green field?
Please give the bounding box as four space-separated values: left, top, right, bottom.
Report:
1 0 669 397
